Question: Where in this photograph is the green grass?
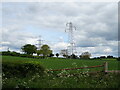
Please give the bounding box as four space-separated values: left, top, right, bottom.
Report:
2 55 120 88
2 56 119 71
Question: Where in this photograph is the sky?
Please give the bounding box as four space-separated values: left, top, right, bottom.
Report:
1 1 119 57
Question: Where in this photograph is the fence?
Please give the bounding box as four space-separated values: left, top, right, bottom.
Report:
48 62 108 73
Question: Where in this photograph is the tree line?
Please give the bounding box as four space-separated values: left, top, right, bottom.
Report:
1 44 119 60
1 44 59 58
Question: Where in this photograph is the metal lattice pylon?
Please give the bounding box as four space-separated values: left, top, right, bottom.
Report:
36 35 44 50
65 22 76 55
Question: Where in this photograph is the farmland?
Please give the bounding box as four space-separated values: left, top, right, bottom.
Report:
2 56 119 70
2 55 120 88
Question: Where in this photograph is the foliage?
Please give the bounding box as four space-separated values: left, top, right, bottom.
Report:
40 44 52 57
70 54 78 59
117 57 120 61
2 51 20 56
49 53 54 57
1 51 45 59
36 50 42 56
19 54 30 57
2 71 120 88
100 56 106 58
21 44 37 55
80 52 91 59
63 54 68 58
2 56 120 88
33 56 44 59
2 62 45 78
107 55 113 58
56 53 59 57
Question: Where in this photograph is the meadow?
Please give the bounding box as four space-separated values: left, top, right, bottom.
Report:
2 55 120 88
2 56 119 71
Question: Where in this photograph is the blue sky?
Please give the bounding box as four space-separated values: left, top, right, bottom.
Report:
23 25 68 42
1 2 118 57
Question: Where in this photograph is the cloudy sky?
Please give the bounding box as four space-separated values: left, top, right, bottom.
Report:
1 1 118 57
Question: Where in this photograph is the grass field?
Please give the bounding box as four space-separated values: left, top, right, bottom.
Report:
2 55 120 88
2 55 119 71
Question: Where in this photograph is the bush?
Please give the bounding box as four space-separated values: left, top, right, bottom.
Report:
100 56 106 59
2 51 45 59
0 52 2 55
19 54 26 57
19 54 35 58
49 53 54 57
70 54 78 59
80 52 91 59
26 54 33 58
10 52 20 56
117 57 120 61
2 51 20 57
107 55 113 58
33 56 44 59
2 51 11 56
2 63 45 78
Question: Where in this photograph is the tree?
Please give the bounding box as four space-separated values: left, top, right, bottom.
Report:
56 53 59 58
40 44 52 57
49 53 54 57
117 57 120 61
107 55 113 58
21 44 37 55
100 56 106 59
63 54 68 58
36 50 42 56
71 54 78 59
80 52 91 59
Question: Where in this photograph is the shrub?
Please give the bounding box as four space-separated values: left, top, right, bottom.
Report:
2 63 45 78
0 52 2 55
107 55 113 58
2 51 20 57
2 51 11 56
117 57 120 61
100 56 106 59
63 54 69 58
49 53 54 57
70 54 78 59
10 52 20 56
80 52 91 59
26 54 33 58
2 51 45 59
19 54 28 57
33 56 44 59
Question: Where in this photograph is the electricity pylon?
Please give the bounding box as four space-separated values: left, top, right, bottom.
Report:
65 22 76 55
36 35 44 50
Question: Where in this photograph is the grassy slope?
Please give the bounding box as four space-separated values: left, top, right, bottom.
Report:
2 56 119 71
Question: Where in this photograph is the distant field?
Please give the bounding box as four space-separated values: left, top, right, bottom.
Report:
2 56 119 72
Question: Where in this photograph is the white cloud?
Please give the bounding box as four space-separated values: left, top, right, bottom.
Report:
1 0 119 2
1 26 38 51
50 42 69 53
1 2 118 57
103 48 112 53
1 41 10 45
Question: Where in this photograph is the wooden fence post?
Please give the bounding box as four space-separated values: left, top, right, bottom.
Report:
104 62 108 73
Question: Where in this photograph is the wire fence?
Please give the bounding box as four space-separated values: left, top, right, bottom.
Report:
48 62 108 73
